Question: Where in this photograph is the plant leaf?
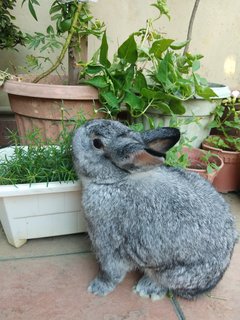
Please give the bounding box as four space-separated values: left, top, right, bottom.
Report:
196 86 218 100
151 102 172 114
141 88 162 99
28 0 38 21
150 39 174 58
100 91 119 107
100 31 111 68
133 71 147 93
123 92 144 112
85 65 104 74
192 60 200 72
118 34 138 64
85 76 108 88
170 40 189 50
169 100 186 115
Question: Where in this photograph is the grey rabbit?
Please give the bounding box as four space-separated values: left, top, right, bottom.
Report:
72 119 237 300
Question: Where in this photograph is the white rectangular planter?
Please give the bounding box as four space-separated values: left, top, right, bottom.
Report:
0 148 87 248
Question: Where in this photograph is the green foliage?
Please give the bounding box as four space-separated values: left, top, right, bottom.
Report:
49 1 105 38
0 113 87 185
165 140 190 169
20 0 105 76
0 0 25 49
25 26 62 53
83 1 217 119
151 0 170 20
206 135 240 152
154 116 221 172
206 102 240 151
21 0 40 21
166 139 221 173
0 70 13 86
200 151 221 174
83 32 147 117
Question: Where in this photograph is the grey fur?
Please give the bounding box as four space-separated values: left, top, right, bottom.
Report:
72 119 237 300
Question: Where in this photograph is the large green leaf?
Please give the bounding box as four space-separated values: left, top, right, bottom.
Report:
150 39 174 58
141 88 162 99
85 65 104 75
133 71 147 93
169 100 186 115
155 53 173 86
123 65 135 90
117 34 138 64
100 91 119 107
123 92 145 113
151 102 172 114
100 31 111 68
141 87 185 103
85 76 108 89
196 85 218 100
170 40 189 50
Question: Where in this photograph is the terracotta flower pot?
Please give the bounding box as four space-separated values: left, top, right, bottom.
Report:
202 137 240 192
183 147 224 183
2 75 103 143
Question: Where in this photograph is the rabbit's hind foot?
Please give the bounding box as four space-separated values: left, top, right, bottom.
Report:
88 277 116 296
133 274 167 301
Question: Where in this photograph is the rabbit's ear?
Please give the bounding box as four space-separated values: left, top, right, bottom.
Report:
141 127 180 153
106 127 180 171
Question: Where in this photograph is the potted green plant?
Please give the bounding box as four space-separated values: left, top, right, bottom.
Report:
166 145 223 183
1 0 105 143
211 90 240 138
0 115 87 248
83 0 230 147
202 96 240 192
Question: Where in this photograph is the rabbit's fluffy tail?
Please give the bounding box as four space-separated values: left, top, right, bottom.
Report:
173 271 225 300
155 258 231 300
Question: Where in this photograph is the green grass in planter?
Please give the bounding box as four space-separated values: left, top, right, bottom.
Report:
0 119 86 185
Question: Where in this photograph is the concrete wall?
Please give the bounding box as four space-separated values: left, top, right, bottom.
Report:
1 0 240 108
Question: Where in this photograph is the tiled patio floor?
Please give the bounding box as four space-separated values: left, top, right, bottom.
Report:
0 193 239 320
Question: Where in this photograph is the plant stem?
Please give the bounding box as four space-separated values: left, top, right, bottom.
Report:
33 2 83 83
131 99 154 118
183 0 201 55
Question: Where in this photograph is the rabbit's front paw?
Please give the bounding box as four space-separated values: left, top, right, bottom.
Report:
88 277 115 296
133 275 167 301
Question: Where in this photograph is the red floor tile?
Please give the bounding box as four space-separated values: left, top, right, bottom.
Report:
1 245 239 320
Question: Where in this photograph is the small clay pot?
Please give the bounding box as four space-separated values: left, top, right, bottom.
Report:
183 147 224 183
202 136 240 192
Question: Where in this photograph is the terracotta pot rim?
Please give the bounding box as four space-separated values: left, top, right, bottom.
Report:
2 79 99 100
187 167 208 174
182 146 224 175
202 136 240 155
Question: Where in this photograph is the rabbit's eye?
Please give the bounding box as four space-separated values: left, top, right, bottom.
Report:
93 138 104 149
